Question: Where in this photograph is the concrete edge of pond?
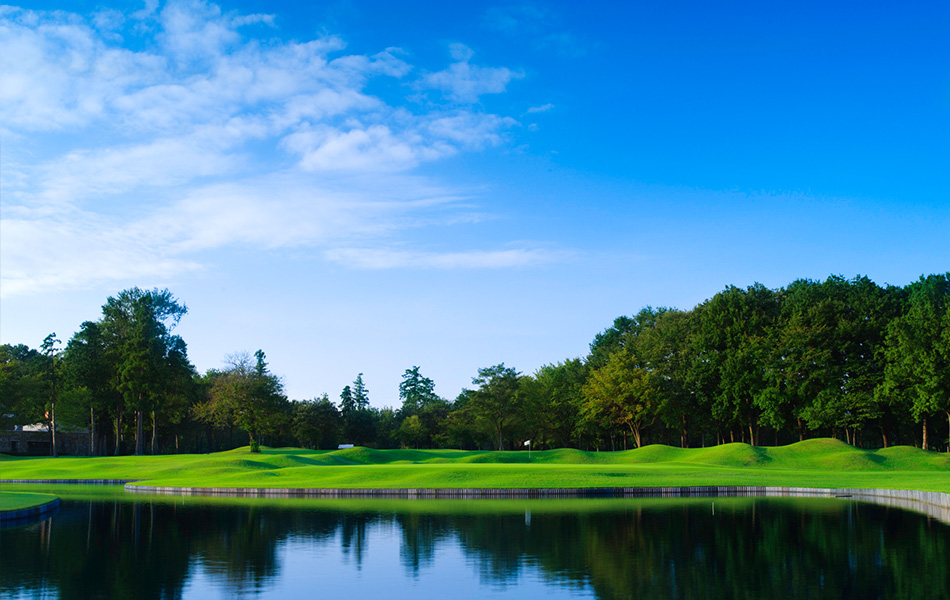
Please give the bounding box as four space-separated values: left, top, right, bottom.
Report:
0 497 61 523
4 480 949 524
120 484 950 524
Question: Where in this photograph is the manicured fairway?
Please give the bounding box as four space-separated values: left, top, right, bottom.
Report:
0 491 59 512
2 439 949 492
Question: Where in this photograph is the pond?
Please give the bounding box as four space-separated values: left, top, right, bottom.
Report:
2 488 949 599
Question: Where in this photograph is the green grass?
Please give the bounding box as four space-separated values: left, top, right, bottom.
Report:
1 438 948 492
0 491 59 512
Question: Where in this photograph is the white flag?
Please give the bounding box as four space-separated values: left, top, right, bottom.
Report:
524 440 530 446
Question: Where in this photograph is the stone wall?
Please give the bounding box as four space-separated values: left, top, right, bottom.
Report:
0 431 91 456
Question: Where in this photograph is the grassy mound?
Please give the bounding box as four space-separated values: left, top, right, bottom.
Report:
2 439 949 492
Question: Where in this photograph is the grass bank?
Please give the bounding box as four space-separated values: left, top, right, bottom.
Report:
2 439 948 492
0 491 60 512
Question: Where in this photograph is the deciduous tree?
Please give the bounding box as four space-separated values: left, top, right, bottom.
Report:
468 364 522 450
883 273 950 450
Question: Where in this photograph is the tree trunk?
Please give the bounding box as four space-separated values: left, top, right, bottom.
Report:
631 424 642 449
151 411 157 455
90 406 96 456
922 416 929 451
797 417 804 442
880 427 888 449
748 422 756 447
50 402 58 457
135 409 144 456
681 414 689 448
114 412 122 456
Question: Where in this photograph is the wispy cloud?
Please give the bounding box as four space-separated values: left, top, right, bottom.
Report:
0 1 567 298
419 44 524 104
324 246 571 270
526 103 554 114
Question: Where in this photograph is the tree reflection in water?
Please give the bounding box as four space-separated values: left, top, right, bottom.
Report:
1 496 948 599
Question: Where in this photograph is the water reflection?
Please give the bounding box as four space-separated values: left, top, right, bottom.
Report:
2 495 949 599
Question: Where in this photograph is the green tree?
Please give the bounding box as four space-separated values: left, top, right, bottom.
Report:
40 333 61 456
200 350 286 452
373 406 399 449
638 310 694 447
157 336 199 453
100 288 190 455
396 415 426 448
398 366 438 417
520 359 587 449
692 284 779 445
581 350 657 449
467 364 522 450
587 309 668 370
116 303 164 455
339 385 355 416
293 395 342 449
63 322 115 455
773 278 841 440
883 273 950 450
341 374 374 445
446 389 484 449
0 344 45 431
352 373 370 409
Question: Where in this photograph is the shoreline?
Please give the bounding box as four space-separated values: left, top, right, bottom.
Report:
0 496 61 523
123 484 950 525
4 480 949 524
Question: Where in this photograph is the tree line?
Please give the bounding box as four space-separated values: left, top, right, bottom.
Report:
1 273 948 455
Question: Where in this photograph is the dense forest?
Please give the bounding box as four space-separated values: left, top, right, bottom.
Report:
2 274 948 455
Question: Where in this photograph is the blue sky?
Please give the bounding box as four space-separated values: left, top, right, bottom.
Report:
2 0 948 405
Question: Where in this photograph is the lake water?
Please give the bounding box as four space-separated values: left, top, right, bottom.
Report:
2 490 949 599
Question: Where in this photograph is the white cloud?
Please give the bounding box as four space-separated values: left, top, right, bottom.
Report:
0 172 475 298
421 44 524 103
284 124 447 172
0 1 566 298
0 209 203 297
25 128 255 209
526 103 554 113
448 42 474 62
0 7 164 131
427 112 518 149
324 247 568 270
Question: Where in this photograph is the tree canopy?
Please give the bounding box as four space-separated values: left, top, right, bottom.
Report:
3 274 949 455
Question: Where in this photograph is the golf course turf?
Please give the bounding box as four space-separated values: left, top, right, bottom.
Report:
2 438 949 493
0 491 60 512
